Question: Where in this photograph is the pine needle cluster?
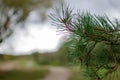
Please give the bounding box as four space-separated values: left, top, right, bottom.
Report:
50 4 120 80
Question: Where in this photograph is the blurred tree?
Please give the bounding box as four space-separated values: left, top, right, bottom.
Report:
56 42 70 65
50 5 120 80
32 52 40 62
31 43 70 66
0 0 58 43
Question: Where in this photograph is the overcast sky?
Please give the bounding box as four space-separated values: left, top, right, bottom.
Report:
67 0 120 18
0 0 120 55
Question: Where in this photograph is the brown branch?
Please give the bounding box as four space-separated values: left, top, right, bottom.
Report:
3 16 10 30
85 42 97 66
61 19 74 32
94 27 120 33
96 64 105 72
84 32 112 42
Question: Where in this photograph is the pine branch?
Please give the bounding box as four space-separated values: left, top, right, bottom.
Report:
50 4 120 80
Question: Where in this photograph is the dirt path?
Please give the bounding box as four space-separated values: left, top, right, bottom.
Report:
0 60 34 71
43 67 70 80
0 61 17 71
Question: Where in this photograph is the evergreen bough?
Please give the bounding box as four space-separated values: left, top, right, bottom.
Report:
50 5 120 80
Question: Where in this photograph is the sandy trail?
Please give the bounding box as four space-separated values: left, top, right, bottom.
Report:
0 61 17 70
0 61 33 70
43 67 70 80
0 61 71 80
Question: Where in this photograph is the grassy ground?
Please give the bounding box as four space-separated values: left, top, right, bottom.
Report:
0 60 49 80
0 69 48 80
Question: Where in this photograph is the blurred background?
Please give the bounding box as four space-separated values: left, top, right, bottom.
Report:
0 0 120 80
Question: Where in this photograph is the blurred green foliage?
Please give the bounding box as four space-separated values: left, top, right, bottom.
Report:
0 0 60 42
32 43 70 66
1 0 55 21
0 42 70 66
